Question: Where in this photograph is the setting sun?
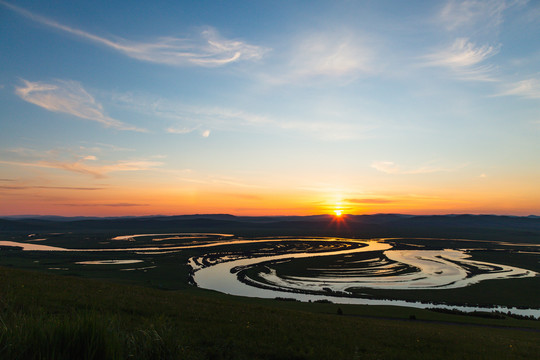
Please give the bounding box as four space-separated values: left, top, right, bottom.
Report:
1 1 539 218
1 1 540 359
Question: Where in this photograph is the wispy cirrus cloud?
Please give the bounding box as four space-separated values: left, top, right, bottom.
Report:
113 92 271 130
423 38 499 67
1 1 267 67
494 78 540 99
261 31 378 85
166 127 197 135
114 92 371 140
0 151 163 179
166 126 211 138
439 0 525 32
116 28 268 67
421 38 499 81
288 32 375 79
79 142 135 153
47 159 162 178
0 185 103 191
371 161 462 175
15 79 145 131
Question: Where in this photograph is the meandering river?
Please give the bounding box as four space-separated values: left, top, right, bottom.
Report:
190 239 539 317
2 235 538 317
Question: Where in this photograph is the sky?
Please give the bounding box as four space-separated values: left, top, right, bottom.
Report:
1 0 539 217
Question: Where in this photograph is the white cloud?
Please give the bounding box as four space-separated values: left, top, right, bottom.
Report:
166 126 198 135
2 2 267 67
421 38 499 81
166 126 210 138
439 0 525 32
423 38 498 68
495 78 540 99
119 28 268 67
263 31 377 85
15 79 145 131
290 33 374 78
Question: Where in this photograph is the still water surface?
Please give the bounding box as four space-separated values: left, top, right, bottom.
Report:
190 239 539 317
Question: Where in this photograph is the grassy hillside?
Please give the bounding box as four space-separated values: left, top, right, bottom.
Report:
1 266 539 359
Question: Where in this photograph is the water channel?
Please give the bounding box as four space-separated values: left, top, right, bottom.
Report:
2 235 539 317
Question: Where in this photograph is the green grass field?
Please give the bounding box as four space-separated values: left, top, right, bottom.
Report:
1 232 539 358
1 266 539 359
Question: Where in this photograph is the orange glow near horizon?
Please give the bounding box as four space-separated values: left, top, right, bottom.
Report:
1 181 540 217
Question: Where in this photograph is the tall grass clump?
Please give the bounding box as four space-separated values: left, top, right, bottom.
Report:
0 311 115 359
0 273 182 360
0 310 185 359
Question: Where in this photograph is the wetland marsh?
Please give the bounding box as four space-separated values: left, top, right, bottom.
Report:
1 232 539 317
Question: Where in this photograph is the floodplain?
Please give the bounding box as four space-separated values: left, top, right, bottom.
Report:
1 232 539 312
1 215 539 359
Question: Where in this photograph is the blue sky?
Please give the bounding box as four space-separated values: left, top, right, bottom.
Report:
1 0 539 216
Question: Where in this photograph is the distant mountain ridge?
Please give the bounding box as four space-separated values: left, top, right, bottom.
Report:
7 213 536 221
1 214 539 242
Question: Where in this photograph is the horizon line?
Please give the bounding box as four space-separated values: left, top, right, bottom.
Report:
1 213 538 219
